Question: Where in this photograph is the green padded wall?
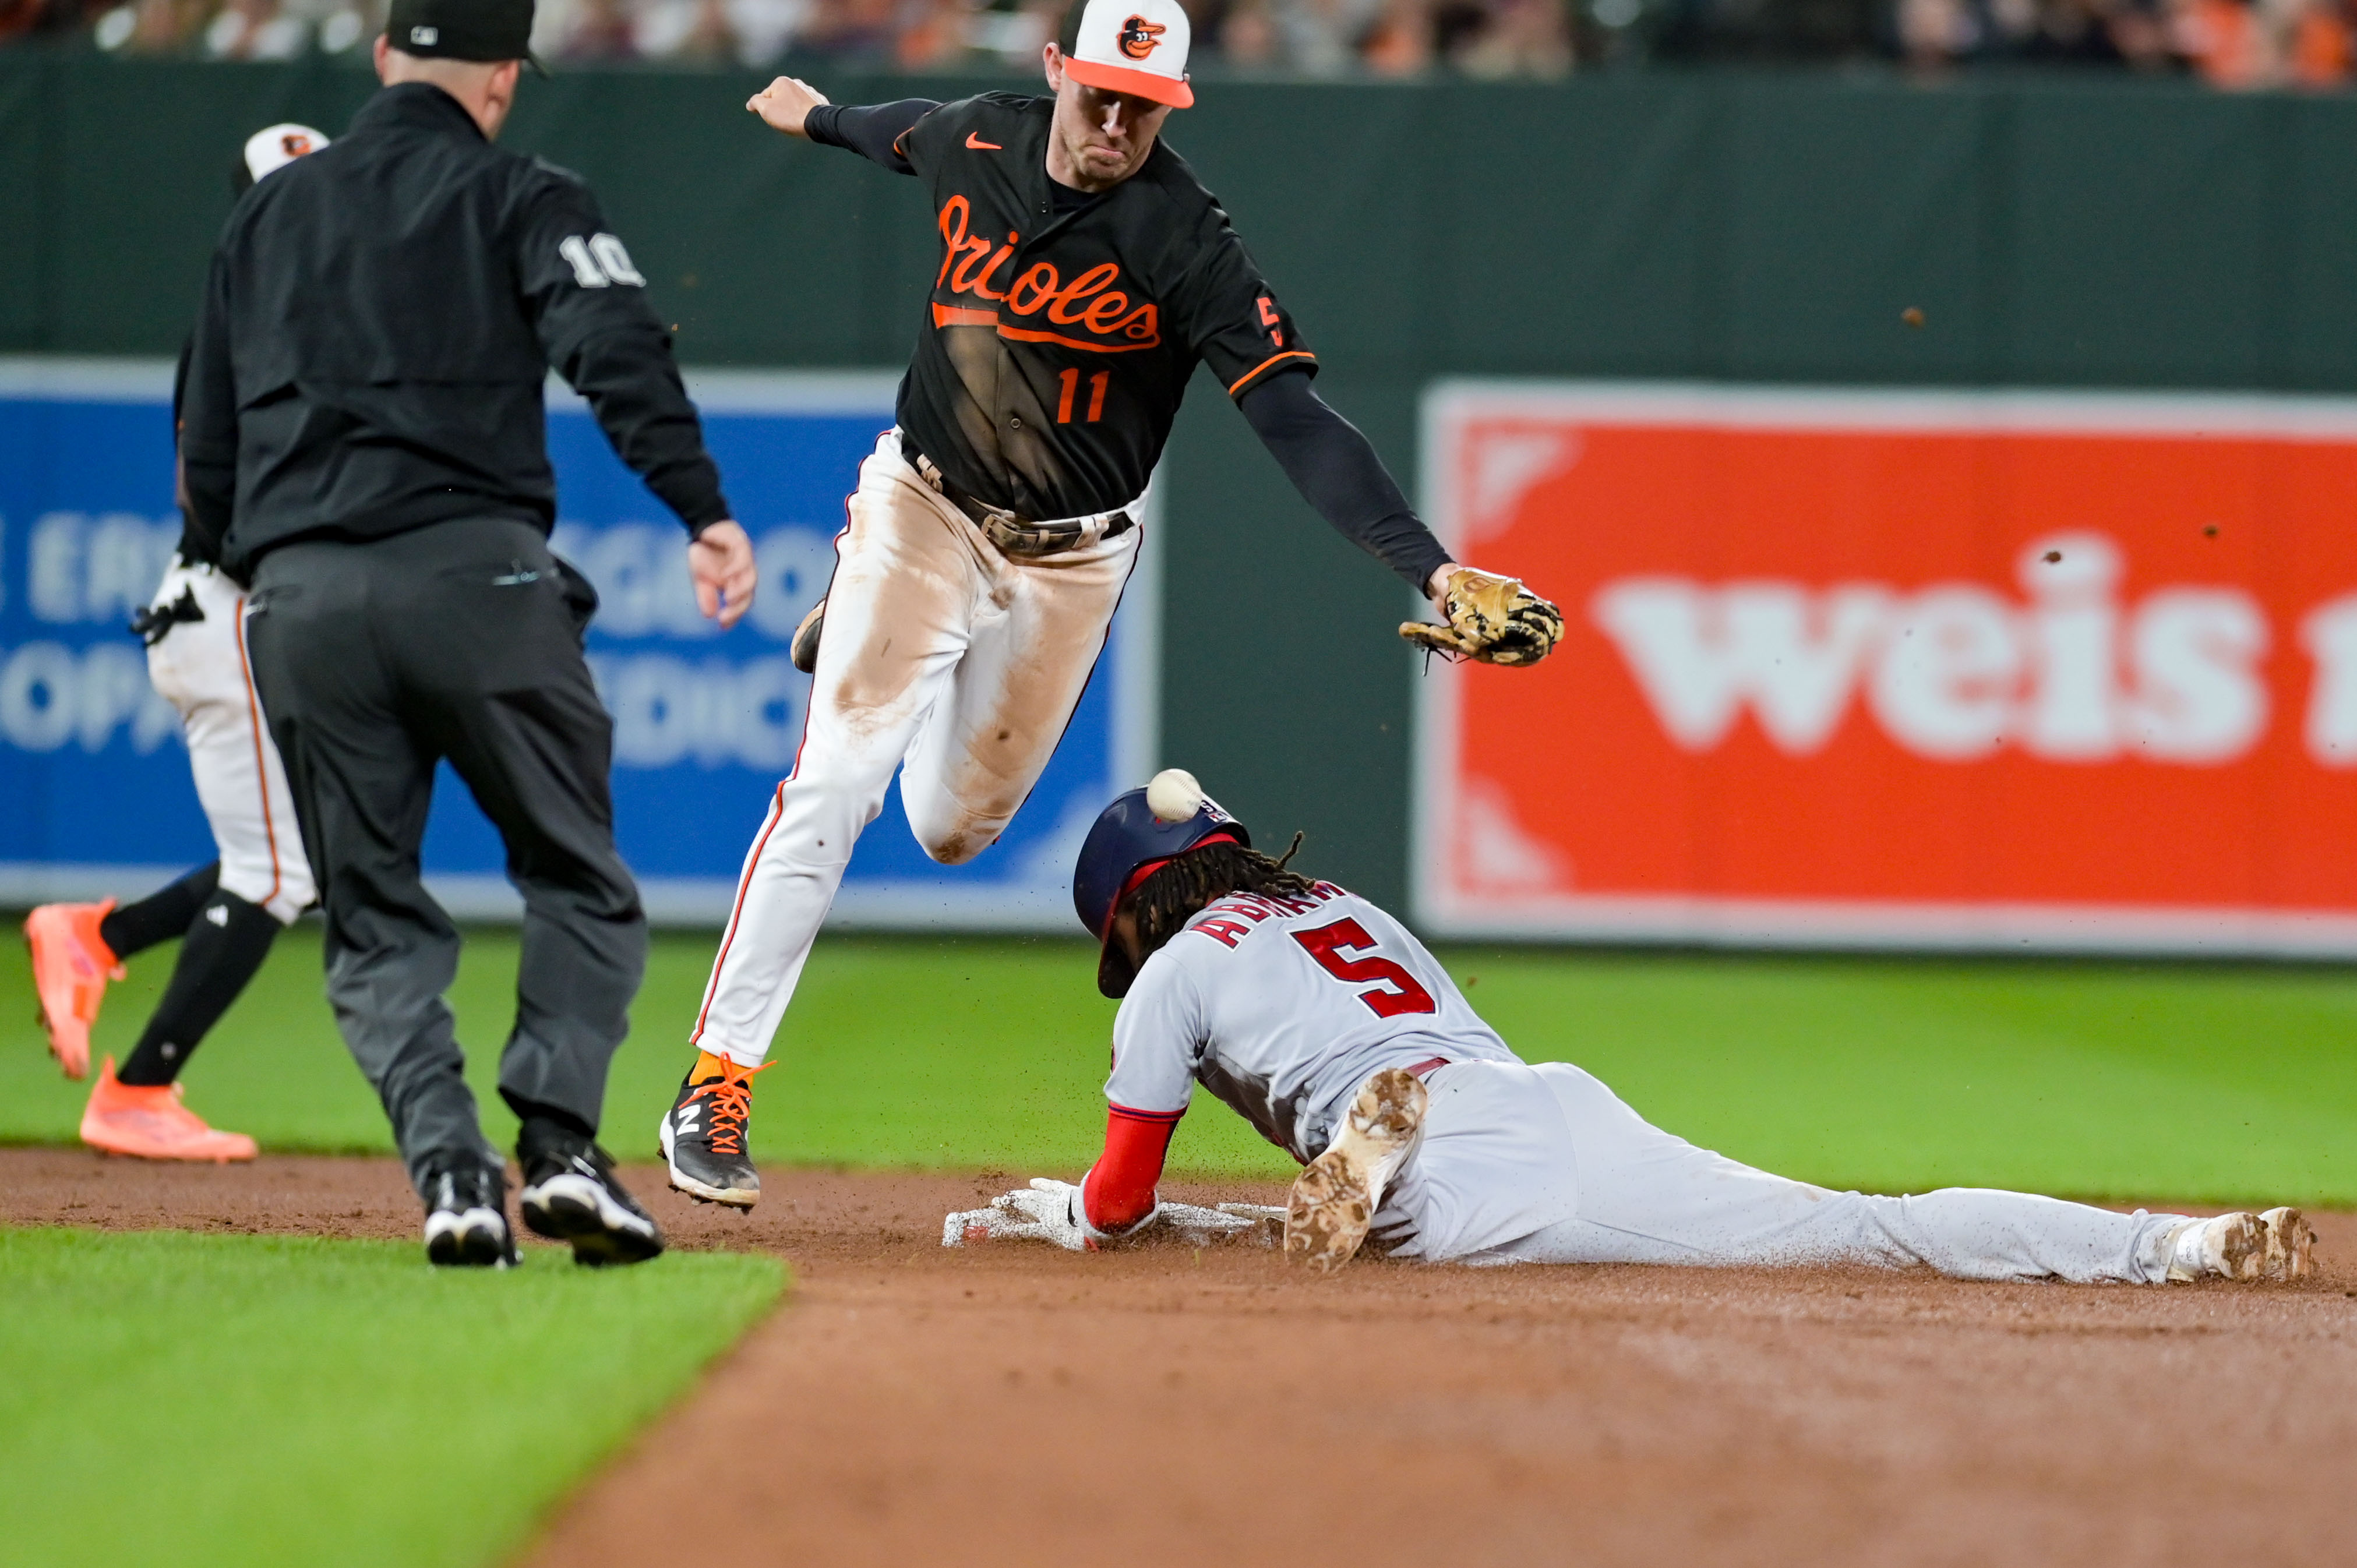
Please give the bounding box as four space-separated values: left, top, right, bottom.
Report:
9 52 2354 907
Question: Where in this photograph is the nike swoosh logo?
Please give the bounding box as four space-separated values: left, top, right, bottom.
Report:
966 133 1003 150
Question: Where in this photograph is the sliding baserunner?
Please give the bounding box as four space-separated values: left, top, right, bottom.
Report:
662 0 1562 1206
949 771 2318 1287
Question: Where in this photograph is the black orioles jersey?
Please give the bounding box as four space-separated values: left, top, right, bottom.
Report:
849 93 1318 521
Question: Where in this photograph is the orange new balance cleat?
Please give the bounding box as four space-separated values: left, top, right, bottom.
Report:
23 900 125 1080
80 1057 258 1163
660 1050 770 1207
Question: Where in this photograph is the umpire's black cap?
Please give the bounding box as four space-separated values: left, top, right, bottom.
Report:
385 0 543 68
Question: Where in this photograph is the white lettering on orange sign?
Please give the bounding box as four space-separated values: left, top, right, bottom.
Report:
1593 531 2279 768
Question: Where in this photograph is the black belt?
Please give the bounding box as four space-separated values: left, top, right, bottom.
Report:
900 436 1134 559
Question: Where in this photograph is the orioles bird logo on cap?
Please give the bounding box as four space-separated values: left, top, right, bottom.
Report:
1116 13 1166 58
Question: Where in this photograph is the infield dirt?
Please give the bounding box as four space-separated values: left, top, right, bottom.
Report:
6 1146 2354 1567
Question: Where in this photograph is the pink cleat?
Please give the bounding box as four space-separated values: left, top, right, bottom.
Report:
80 1057 258 1163
24 900 124 1080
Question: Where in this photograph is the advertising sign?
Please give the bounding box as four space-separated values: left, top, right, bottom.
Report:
1416 381 2357 954
0 360 1156 927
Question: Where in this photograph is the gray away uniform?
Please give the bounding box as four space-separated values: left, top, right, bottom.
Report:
1105 882 2186 1282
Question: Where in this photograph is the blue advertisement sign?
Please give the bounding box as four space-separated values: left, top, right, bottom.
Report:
0 360 1158 928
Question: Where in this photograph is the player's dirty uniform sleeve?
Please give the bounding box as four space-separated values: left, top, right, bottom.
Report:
516 169 731 535
1084 955 1208 1232
803 100 939 174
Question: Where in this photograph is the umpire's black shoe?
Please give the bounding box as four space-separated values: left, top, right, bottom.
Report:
422 1161 516 1269
789 599 824 675
517 1121 665 1267
659 1053 767 1209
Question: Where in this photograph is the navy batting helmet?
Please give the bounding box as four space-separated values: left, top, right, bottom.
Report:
1073 770 1248 997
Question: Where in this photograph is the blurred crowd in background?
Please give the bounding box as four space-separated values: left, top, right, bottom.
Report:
3 0 2354 84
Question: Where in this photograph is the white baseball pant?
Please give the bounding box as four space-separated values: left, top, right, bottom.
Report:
143 557 315 924
1379 1060 2185 1283
691 431 1142 1066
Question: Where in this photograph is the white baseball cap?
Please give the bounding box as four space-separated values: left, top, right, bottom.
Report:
242 123 331 185
1061 0 1192 109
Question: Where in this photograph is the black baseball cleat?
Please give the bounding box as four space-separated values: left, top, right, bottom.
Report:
517 1121 664 1267
659 1053 768 1209
789 599 824 675
422 1162 516 1269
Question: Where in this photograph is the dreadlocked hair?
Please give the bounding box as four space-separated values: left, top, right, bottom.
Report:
1129 832 1314 962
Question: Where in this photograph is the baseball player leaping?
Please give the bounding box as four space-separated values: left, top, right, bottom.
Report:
22 125 331 1163
662 0 1563 1206
948 771 2318 1287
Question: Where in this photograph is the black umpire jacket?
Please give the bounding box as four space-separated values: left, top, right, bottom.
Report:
180 83 729 581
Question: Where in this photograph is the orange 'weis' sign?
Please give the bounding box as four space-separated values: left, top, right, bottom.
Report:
1413 382 2357 953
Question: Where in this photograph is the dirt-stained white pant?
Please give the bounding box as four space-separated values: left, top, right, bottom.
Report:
692 432 1142 1066
1378 1060 2187 1283
144 557 315 925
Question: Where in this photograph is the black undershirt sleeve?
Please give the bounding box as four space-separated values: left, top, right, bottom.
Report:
1237 370 1452 592
803 100 938 174
180 249 238 566
170 336 217 567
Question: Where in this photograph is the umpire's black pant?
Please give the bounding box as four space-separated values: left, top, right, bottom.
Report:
245 516 646 1195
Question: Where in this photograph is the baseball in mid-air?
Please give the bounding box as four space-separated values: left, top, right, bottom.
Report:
1146 768 1204 823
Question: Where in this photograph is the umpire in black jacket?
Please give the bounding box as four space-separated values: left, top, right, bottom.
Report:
179 0 757 1268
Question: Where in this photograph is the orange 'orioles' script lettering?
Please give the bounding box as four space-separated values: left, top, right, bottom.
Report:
933 197 1161 352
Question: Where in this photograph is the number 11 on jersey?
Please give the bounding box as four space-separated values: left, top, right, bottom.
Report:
1056 368 1109 424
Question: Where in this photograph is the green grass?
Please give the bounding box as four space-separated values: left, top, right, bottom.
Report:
0 1226 782 1568
4 926 2354 1203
